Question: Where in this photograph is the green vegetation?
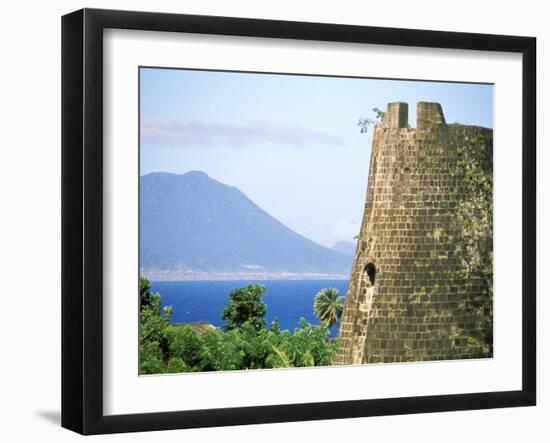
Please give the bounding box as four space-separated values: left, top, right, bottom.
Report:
357 107 386 134
313 287 345 329
139 278 173 373
357 117 376 134
434 133 494 358
222 283 267 332
372 107 385 121
139 278 340 374
452 133 493 357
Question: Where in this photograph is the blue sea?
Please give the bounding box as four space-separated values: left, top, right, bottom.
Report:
152 280 349 335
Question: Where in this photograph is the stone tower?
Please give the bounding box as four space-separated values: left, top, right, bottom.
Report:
336 102 493 365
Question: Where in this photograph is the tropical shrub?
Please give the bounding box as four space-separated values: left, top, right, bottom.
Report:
139 277 340 374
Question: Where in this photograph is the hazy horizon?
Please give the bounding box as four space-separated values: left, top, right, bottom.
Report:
140 67 493 248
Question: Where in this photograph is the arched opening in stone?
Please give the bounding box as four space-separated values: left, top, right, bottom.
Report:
364 263 376 286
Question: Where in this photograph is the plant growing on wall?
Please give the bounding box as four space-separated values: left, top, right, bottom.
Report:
449 133 494 357
357 107 385 133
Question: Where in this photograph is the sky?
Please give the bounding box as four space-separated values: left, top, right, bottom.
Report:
140 67 493 248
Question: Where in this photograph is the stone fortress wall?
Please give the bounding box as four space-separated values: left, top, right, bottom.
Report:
335 102 493 365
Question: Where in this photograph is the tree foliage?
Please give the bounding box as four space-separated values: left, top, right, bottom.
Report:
139 278 173 373
138 277 340 374
222 283 267 331
313 287 345 329
139 276 153 309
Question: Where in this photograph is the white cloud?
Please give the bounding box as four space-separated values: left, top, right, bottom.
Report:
141 115 346 148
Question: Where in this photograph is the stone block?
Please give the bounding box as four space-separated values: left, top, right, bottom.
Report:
417 102 446 128
385 102 409 128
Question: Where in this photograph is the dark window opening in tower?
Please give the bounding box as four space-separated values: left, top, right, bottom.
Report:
365 263 376 286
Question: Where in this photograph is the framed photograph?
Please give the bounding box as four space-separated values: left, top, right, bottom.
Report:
61 8 536 435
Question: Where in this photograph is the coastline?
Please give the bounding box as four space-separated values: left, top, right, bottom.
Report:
141 270 350 281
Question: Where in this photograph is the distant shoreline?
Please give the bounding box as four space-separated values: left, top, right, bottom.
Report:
141 271 350 282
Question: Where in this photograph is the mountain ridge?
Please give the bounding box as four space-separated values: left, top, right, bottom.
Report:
140 171 352 280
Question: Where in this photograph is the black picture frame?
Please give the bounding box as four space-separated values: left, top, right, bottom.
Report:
61 8 536 435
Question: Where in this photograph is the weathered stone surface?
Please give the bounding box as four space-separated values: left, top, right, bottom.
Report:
335 102 493 365
385 102 409 128
416 102 446 129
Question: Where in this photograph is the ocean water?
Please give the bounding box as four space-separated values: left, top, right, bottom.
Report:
152 279 349 335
